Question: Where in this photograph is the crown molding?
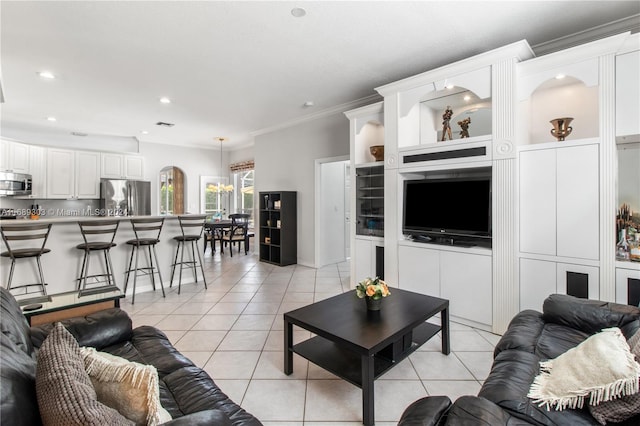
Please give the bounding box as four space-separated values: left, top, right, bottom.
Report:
250 94 382 138
532 14 640 56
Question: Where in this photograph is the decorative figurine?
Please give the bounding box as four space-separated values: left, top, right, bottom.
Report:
441 106 453 141
458 117 471 138
550 117 573 141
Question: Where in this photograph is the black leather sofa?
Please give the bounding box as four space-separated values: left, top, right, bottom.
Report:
0 287 262 426
399 294 640 426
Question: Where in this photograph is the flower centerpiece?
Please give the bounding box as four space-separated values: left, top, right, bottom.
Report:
356 277 390 311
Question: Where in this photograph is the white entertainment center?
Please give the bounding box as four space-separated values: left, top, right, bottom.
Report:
346 31 640 334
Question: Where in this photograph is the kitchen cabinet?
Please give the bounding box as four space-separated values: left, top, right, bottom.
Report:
47 148 100 199
1 139 30 173
616 49 640 137
101 153 144 179
354 237 384 283
28 145 46 198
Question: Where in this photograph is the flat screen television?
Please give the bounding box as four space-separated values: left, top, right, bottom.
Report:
403 177 492 241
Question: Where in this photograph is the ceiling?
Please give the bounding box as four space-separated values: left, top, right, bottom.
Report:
1 1 638 151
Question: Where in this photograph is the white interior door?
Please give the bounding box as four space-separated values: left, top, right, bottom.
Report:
318 160 348 267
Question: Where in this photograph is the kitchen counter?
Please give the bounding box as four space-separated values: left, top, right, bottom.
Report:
0 214 206 301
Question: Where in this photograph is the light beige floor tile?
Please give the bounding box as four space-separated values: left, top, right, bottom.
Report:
243 302 281 315
203 351 260 379
154 314 202 330
455 351 494 381
242 379 307 421
232 314 276 330
449 330 496 352
375 380 428 422
253 351 309 380
130 314 166 328
215 379 250 406
207 302 249 314
304 380 361 422
179 351 212 368
192 314 239 330
410 352 476 380
422 380 482 401
174 330 227 351
217 330 269 351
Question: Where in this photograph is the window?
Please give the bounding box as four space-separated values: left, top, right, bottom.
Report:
233 169 254 226
200 176 231 218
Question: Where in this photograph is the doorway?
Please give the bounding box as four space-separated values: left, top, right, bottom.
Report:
315 156 350 268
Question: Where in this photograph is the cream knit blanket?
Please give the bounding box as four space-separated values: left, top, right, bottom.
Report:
528 327 640 411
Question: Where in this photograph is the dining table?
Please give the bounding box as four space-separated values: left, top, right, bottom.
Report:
203 219 232 253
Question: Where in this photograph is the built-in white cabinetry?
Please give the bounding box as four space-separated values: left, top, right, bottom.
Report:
615 49 640 137
101 153 144 179
27 145 46 198
46 148 100 199
345 102 385 285
616 264 640 306
0 139 30 173
398 243 492 328
354 237 384 282
519 141 599 260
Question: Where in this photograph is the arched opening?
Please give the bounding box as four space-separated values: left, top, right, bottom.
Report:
159 166 185 215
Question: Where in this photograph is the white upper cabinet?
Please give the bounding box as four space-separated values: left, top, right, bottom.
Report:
101 153 144 179
1 139 30 173
28 145 47 198
616 49 640 138
47 148 100 199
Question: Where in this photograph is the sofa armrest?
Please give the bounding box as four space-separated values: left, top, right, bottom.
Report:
30 308 132 349
542 294 640 338
161 409 233 426
398 396 452 426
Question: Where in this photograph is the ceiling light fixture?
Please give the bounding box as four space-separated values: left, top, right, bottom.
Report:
160 97 171 104
46 116 57 122
445 84 454 89
291 7 306 17
214 138 233 208
141 130 149 135
303 101 314 107
38 71 55 79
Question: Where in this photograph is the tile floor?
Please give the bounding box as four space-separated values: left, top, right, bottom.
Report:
119 249 501 425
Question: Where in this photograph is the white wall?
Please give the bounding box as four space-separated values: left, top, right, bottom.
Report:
139 142 220 215
254 113 349 267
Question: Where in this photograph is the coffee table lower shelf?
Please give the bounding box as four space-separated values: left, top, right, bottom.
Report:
291 321 440 388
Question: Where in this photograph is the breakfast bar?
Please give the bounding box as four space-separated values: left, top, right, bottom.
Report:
0 215 202 302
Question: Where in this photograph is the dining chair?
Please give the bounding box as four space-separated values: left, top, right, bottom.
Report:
221 213 250 256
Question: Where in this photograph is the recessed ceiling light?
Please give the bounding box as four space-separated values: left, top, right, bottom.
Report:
555 74 566 79
46 116 57 122
159 97 171 104
303 101 315 107
38 71 55 79
141 130 149 135
291 7 306 17
463 95 471 101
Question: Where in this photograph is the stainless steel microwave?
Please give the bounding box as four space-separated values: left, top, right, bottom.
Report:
0 171 32 196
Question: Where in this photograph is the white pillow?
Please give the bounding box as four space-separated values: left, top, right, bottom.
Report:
80 347 172 426
528 327 640 411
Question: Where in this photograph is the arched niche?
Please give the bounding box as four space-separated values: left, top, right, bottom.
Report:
419 87 492 144
159 166 185 215
356 120 385 164
523 76 599 144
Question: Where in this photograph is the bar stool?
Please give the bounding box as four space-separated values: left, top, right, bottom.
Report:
76 220 119 295
124 217 165 304
0 223 52 300
170 215 207 294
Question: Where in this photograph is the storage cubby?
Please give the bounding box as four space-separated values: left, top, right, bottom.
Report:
259 191 297 266
355 164 384 237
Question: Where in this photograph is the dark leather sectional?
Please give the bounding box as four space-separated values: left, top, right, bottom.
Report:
0 287 262 425
399 294 640 426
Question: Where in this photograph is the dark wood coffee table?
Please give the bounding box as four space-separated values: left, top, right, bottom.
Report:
284 287 449 425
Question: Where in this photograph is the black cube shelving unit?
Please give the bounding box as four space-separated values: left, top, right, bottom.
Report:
259 191 297 266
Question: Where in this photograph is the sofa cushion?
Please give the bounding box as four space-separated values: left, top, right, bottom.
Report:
35 323 133 426
80 347 172 425
528 327 640 411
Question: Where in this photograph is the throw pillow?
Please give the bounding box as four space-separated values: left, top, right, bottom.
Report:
589 328 640 424
36 322 133 426
80 347 171 426
527 327 640 411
